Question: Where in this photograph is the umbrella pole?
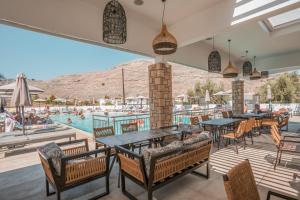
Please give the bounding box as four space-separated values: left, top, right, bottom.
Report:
21 106 25 135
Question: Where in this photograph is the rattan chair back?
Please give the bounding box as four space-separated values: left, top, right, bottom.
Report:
121 122 138 134
228 111 233 118
201 115 209 121
222 111 229 118
190 116 200 125
235 120 247 138
93 126 115 139
245 118 255 133
223 159 260 200
270 125 281 147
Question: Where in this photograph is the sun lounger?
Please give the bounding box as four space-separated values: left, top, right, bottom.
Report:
0 130 76 149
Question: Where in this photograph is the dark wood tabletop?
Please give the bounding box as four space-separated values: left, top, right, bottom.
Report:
96 128 180 147
200 118 242 127
232 113 268 119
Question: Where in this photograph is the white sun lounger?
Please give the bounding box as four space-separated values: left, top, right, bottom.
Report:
0 130 76 149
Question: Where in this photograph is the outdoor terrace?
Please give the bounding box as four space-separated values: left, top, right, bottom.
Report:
0 117 299 200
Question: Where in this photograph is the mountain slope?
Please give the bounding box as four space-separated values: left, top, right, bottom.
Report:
24 59 269 99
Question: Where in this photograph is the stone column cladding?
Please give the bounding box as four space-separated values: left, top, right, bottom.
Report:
148 63 173 129
232 80 244 114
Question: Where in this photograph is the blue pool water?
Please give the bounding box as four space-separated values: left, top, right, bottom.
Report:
51 113 94 133
51 113 191 134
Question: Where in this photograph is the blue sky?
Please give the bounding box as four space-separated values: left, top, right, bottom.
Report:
0 24 148 80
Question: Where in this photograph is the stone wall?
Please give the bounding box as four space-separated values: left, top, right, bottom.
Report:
148 63 173 129
232 80 244 114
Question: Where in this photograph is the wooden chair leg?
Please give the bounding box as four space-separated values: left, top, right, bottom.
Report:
278 150 283 164
121 173 125 193
274 149 280 169
148 190 153 200
234 139 238 154
45 179 55 196
243 136 247 150
56 191 61 200
250 131 254 145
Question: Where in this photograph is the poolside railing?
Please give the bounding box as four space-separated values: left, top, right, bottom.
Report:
92 113 150 135
92 108 222 134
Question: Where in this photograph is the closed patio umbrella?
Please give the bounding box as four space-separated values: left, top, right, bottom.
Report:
205 90 210 102
0 97 7 112
267 85 272 111
11 73 32 134
205 90 210 110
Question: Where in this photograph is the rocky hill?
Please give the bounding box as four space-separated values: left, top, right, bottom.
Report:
3 60 272 100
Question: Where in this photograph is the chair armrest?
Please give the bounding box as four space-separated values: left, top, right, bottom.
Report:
282 139 300 143
267 191 297 200
57 139 87 147
284 135 300 139
115 145 143 159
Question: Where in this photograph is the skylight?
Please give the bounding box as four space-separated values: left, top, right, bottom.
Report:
268 7 300 28
233 0 277 17
232 0 300 25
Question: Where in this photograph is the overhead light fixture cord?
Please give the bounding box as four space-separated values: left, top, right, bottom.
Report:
162 0 166 25
228 39 231 61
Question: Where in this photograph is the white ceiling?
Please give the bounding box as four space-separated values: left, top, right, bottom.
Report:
201 20 300 59
0 0 300 72
118 0 223 25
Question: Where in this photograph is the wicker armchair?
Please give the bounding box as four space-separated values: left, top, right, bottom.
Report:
222 111 229 118
190 116 202 134
270 125 300 169
244 118 255 145
201 115 211 131
121 122 138 133
220 120 247 153
37 139 111 200
121 122 150 153
278 115 289 131
227 110 233 118
93 126 115 150
201 115 209 121
223 159 297 200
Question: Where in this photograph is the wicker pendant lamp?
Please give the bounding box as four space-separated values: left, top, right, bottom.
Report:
152 0 177 55
208 37 221 73
250 56 261 80
223 39 238 78
103 0 127 44
242 50 252 76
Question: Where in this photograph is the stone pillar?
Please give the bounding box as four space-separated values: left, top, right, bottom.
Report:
149 63 173 129
232 80 244 114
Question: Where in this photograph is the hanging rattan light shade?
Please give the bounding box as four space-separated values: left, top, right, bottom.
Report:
223 39 238 78
250 56 261 80
153 24 177 55
250 68 261 80
223 61 238 78
152 0 177 55
242 50 252 76
103 0 126 44
208 37 221 73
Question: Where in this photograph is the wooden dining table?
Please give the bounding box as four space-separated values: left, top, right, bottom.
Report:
232 112 268 119
200 118 243 148
96 128 183 174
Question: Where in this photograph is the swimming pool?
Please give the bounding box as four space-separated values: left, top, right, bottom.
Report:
50 112 191 134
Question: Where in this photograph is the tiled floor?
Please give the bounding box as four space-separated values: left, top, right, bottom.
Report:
0 118 300 200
